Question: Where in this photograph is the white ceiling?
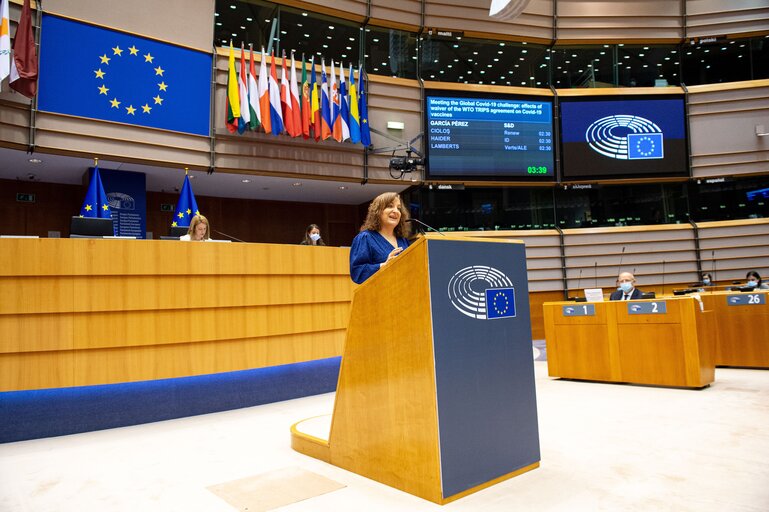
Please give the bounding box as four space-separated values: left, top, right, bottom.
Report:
0 146 412 205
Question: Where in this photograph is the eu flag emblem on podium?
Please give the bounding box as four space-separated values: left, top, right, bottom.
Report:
485 287 516 319
172 174 199 228
80 166 112 220
38 14 211 136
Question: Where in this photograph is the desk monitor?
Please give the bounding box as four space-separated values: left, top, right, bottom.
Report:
69 216 115 238
168 226 188 237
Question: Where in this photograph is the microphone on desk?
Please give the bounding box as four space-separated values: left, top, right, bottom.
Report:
711 250 717 285
662 260 666 296
405 218 446 236
213 229 246 243
568 268 583 301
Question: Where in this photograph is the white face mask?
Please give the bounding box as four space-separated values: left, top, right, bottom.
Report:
309 233 321 242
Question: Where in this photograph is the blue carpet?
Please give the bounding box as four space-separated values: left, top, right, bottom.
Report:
0 357 341 444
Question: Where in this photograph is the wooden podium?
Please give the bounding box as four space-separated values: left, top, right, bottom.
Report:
291 235 540 504
543 297 715 388
700 290 769 368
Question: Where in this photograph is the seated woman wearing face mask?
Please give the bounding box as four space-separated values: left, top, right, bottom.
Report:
697 272 716 291
745 270 769 290
300 224 326 246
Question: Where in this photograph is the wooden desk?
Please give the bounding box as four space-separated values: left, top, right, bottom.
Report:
543 297 715 388
0 238 354 391
699 290 769 368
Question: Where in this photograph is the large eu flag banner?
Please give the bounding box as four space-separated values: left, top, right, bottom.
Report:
38 15 211 136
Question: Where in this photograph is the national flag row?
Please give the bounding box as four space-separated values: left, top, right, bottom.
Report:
225 43 371 146
0 0 38 98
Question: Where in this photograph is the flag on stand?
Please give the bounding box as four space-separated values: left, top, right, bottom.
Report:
339 64 350 142
225 43 239 133
258 48 271 134
320 58 331 140
79 165 112 220
268 51 284 135
358 65 371 147
9 0 38 98
171 172 200 229
280 50 294 136
300 54 311 139
330 60 341 142
237 43 250 134
0 0 9 90
247 45 260 130
311 57 321 141
289 52 302 138
348 64 361 144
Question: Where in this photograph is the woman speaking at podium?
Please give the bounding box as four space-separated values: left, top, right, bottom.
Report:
349 192 411 284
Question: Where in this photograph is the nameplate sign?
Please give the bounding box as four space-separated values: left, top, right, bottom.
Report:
726 294 766 306
628 301 667 315
562 304 596 316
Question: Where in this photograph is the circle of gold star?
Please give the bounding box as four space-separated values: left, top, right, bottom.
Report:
95 43 168 117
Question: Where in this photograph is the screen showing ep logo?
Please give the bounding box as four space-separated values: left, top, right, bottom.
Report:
559 96 688 180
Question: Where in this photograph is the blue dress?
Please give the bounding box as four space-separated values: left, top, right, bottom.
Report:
349 230 410 284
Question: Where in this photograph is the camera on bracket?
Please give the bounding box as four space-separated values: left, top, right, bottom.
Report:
389 155 424 172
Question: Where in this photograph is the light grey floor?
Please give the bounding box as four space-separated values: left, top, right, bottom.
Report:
1 361 768 512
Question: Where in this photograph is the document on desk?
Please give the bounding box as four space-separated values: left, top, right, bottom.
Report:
584 288 604 302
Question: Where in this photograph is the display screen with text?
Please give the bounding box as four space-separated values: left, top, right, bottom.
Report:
424 93 555 180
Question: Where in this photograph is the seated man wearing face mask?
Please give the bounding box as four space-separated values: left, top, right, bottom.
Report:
609 271 644 301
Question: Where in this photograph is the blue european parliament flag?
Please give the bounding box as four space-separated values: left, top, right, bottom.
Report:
38 15 211 136
627 132 664 160
172 175 199 228
485 287 516 319
80 166 112 219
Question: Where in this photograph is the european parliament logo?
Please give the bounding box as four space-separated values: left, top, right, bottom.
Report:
447 265 516 320
38 15 211 136
585 115 664 160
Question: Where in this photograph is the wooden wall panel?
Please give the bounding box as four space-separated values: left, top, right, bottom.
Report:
555 0 684 41
695 218 769 283
0 238 355 391
45 0 215 52
0 178 363 246
563 225 699 290
688 80 769 178
685 0 769 38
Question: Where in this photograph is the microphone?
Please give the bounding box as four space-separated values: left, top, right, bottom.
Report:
711 250 716 286
405 218 446 236
662 260 666 297
568 268 583 301
617 246 626 276
213 229 246 243
594 261 598 289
